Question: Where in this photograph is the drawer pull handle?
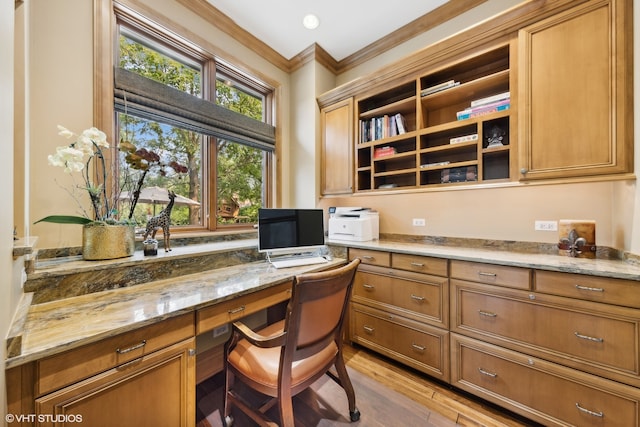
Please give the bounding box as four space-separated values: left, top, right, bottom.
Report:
411 343 426 351
478 272 497 277
363 325 375 334
478 310 497 317
228 305 246 315
575 402 604 418
116 340 147 355
410 294 425 302
362 256 374 260
410 262 424 267
574 332 604 343
478 367 497 378
575 284 604 293
362 284 375 290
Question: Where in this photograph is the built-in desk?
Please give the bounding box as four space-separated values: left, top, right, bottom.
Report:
5 245 346 427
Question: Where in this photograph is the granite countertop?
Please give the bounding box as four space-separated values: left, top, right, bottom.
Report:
327 239 640 281
8 236 640 370
5 257 346 369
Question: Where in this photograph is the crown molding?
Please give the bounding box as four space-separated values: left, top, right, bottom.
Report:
176 0 291 72
177 0 489 75
334 0 488 74
289 43 338 74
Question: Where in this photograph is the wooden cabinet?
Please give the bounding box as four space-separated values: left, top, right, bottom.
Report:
450 279 640 387
35 338 195 427
451 334 640 427
342 244 640 424
10 314 196 427
517 0 633 180
318 0 632 194
320 98 353 195
354 44 515 191
450 259 640 425
348 249 450 381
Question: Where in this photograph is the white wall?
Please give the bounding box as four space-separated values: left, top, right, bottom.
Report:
290 61 320 208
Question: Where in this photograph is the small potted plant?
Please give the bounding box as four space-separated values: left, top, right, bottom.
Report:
36 125 187 260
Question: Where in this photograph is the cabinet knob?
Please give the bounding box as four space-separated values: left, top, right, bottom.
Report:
520 168 528 175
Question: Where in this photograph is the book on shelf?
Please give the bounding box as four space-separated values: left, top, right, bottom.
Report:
394 113 407 134
470 91 510 108
456 101 510 120
373 146 396 159
449 134 478 144
420 161 450 168
420 80 460 97
360 113 408 142
441 166 477 183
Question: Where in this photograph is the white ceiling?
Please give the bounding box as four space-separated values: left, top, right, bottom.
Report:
206 0 450 61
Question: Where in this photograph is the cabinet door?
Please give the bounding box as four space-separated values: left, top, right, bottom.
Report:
518 0 632 180
35 339 196 427
321 98 353 195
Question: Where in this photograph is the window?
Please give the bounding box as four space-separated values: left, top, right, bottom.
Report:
113 10 275 231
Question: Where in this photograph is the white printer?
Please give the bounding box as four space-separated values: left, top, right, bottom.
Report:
328 207 379 242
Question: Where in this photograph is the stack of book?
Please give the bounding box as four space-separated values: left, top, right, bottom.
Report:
373 146 396 159
359 113 407 143
441 166 478 183
456 92 510 120
449 134 478 144
421 80 460 97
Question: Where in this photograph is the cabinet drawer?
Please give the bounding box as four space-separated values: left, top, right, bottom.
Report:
451 280 640 382
197 281 292 334
348 248 390 267
535 270 640 308
450 260 531 289
451 334 640 427
391 253 448 277
36 338 195 427
353 266 448 328
351 303 449 382
37 313 194 396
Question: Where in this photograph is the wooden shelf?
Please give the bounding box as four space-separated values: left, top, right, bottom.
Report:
354 45 512 192
360 96 416 120
421 70 509 111
421 140 477 154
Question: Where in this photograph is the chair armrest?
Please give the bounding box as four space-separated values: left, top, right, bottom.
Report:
232 321 287 348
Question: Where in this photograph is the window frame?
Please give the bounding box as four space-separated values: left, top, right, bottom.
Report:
95 0 276 232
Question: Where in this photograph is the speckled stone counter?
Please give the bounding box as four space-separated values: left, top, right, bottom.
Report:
328 238 640 281
6 255 347 369
7 235 640 371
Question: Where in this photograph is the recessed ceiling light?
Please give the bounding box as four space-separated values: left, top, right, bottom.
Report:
302 14 320 30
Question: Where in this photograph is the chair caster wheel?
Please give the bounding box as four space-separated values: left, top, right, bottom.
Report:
350 408 360 422
224 415 234 427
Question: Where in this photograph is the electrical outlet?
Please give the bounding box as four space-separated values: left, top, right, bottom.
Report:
534 220 558 231
412 218 426 227
213 323 229 338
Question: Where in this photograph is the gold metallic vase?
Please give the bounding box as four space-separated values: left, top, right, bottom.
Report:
82 224 136 260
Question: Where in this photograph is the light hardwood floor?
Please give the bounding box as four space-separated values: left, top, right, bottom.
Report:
197 343 538 426
342 344 534 427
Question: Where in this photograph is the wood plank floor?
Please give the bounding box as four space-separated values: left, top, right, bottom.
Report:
196 343 538 427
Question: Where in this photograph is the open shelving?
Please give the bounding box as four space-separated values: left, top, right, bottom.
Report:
354 45 512 192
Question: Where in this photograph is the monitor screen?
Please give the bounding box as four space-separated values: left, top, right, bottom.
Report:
258 208 325 254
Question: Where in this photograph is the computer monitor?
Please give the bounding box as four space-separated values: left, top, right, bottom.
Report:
257 208 325 256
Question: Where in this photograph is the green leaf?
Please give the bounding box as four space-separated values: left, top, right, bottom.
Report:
34 215 93 225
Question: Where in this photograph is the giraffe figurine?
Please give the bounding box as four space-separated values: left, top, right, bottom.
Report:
143 190 176 252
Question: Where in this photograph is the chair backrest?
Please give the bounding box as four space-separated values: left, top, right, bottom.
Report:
282 258 360 363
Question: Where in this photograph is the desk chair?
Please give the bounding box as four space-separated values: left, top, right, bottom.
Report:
223 258 361 426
